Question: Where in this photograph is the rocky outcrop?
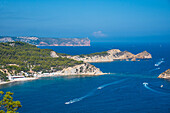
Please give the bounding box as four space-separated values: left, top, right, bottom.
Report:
54 63 105 76
67 54 114 62
135 51 152 59
158 69 170 79
131 58 136 61
113 51 135 60
50 51 59 58
57 49 152 63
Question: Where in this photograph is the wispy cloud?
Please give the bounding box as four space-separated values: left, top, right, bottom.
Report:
92 31 107 37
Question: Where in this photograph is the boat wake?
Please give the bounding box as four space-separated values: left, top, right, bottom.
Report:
97 78 128 90
149 67 160 72
155 58 164 67
143 82 168 94
65 91 94 105
65 78 128 105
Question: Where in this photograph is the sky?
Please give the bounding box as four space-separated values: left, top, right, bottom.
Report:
0 0 170 42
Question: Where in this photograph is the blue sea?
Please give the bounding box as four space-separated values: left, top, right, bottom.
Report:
0 42 170 113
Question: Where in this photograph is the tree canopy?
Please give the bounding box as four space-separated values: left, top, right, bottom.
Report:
0 91 22 113
0 42 83 76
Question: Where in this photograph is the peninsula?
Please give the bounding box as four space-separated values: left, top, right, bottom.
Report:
0 42 102 84
158 69 170 79
52 49 152 62
0 36 90 46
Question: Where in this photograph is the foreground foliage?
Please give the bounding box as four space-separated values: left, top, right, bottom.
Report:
0 91 22 113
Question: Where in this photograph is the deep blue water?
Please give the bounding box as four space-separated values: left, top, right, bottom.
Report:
0 42 170 113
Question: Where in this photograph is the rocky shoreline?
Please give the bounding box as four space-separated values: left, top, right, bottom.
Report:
52 49 152 63
55 63 106 76
158 69 170 79
0 63 107 85
38 63 107 76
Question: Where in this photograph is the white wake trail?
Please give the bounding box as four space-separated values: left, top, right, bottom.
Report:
155 58 164 67
65 78 128 105
143 82 166 94
65 90 95 105
97 78 128 90
149 67 160 72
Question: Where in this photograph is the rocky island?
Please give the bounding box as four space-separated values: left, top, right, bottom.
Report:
51 49 152 63
0 36 90 46
0 42 102 84
158 69 170 79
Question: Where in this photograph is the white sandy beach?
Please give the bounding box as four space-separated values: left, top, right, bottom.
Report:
0 77 38 85
0 72 109 85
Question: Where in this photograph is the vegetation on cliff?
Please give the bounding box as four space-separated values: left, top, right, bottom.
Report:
70 49 152 63
79 51 108 57
0 72 8 81
0 42 83 76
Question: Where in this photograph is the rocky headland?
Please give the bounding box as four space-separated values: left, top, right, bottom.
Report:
51 49 152 63
54 63 105 76
158 69 170 79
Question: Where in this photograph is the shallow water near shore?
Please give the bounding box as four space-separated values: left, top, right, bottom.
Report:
0 42 170 113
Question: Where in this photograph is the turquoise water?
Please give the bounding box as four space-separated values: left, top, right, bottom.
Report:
0 42 170 113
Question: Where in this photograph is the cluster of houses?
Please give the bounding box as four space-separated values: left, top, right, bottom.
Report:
8 71 38 81
0 64 64 82
0 68 37 81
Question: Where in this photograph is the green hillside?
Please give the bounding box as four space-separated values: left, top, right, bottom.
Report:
0 42 83 74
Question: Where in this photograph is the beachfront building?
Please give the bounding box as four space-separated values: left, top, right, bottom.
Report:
9 76 25 80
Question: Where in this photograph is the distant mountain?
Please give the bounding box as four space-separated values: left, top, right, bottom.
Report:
0 36 90 46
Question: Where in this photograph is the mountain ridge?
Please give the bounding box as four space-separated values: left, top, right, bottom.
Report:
0 36 90 46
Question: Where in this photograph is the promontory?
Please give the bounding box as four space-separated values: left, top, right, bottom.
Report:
52 49 152 62
158 69 170 79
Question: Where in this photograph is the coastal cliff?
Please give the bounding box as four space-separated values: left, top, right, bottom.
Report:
158 69 170 79
135 51 152 59
0 36 90 46
54 63 104 76
52 49 152 63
